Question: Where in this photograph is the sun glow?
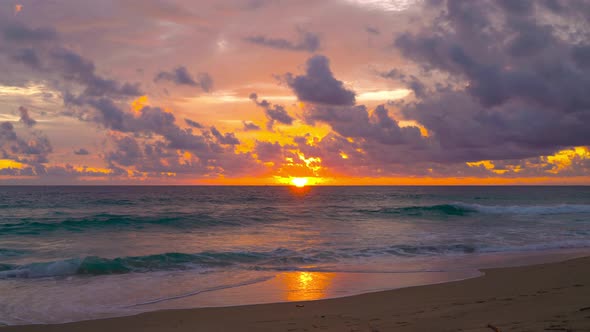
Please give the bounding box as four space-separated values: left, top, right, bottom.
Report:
131 95 149 114
279 271 336 302
0 159 24 170
291 177 309 187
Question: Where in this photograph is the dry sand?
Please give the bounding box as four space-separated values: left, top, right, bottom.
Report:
3 256 590 332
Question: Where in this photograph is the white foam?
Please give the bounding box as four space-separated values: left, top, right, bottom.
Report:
0 259 81 279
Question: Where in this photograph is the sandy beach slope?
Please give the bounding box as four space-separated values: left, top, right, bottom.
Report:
2 256 590 332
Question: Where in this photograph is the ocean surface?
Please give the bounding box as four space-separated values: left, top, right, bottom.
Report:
1 186 590 325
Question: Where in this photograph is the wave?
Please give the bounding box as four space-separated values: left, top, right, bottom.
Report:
357 204 476 216
0 213 243 235
3 238 590 279
359 203 590 216
0 244 490 279
454 203 590 215
0 251 273 279
0 248 29 257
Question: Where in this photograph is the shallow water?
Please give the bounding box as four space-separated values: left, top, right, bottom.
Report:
1 186 589 324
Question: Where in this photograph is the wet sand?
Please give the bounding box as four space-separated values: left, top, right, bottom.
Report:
3 256 590 332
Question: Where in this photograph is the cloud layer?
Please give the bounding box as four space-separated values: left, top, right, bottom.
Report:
0 0 588 183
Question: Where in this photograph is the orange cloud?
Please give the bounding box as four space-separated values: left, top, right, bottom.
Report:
545 146 590 174
130 95 149 114
0 159 24 170
466 160 508 174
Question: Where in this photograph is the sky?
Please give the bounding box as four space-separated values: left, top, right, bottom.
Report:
0 0 589 185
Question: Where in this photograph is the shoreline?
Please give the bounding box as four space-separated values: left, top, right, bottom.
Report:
3 252 590 331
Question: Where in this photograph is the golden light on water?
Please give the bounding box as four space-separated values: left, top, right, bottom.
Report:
291 177 309 188
279 271 336 302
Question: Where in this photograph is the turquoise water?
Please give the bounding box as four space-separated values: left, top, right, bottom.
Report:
1 186 589 324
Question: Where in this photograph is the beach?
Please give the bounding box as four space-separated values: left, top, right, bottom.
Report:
3 255 590 332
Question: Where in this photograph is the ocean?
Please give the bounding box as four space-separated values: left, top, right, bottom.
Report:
1 186 589 325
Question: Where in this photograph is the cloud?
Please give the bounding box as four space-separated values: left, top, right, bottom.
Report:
254 141 283 162
387 0 590 162
49 48 143 98
103 133 261 178
305 104 423 145
572 44 590 69
2 23 57 43
0 22 140 100
185 118 203 128
18 106 36 127
1 1 589 182
285 55 356 106
11 48 42 69
249 93 294 130
365 26 380 35
379 69 426 98
74 148 90 155
0 122 18 142
73 96 260 177
154 66 213 92
106 136 142 167
210 126 240 145
244 30 320 52
242 121 261 131
0 121 52 168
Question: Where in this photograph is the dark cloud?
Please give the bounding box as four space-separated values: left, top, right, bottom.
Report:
185 118 203 128
254 141 283 162
47 48 143 98
155 66 213 92
497 0 534 15
18 106 36 127
249 93 294 130
11 48 42 69
0 23 252 180
572 44 590 69
2 24 57 43
210 126 240 145
244 30 320 52
0 121 52 166
230 0 274 11
365 26 380 35
379 69 426 98
0 22 142 100
104 133 261 178
304 103 425 148
2 2 588 181
242 121 261 131
74 148 90 155
285 55 356 106
0 122 18 142
73 96 260 177
106 136 142 167
387 0 590 162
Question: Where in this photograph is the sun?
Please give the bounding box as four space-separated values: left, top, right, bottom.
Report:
291 177 309 188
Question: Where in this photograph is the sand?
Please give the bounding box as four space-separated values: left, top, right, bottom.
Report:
3 256 590 332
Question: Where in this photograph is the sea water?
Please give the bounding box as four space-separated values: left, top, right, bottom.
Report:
1 186 589 324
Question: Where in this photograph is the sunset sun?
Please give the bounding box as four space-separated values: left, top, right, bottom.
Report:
291 177 309 188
